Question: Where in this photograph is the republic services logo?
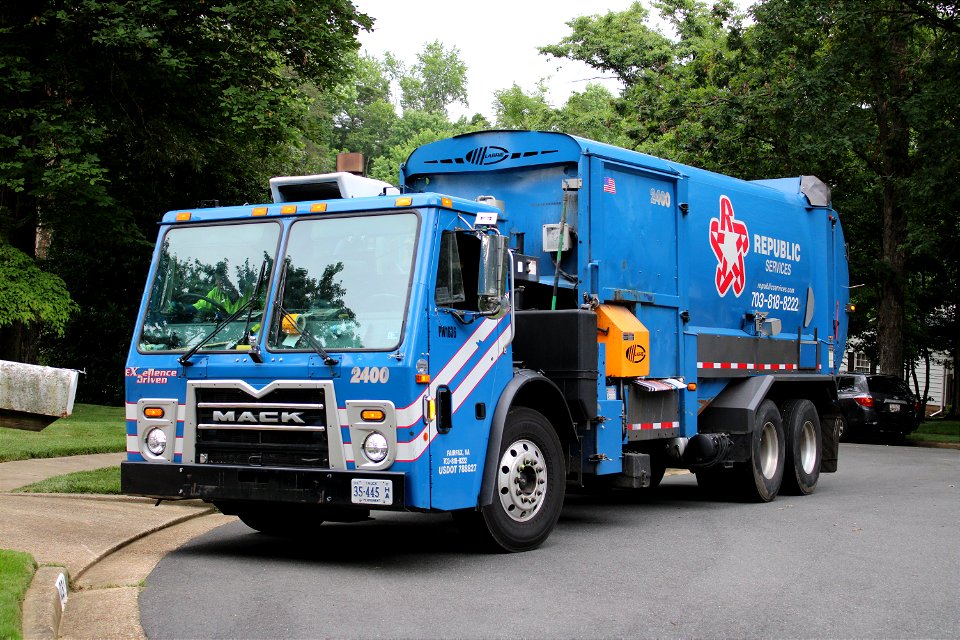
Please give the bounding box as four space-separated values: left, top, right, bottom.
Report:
709 195 749 297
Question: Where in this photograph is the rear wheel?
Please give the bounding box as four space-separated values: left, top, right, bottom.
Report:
780 399 822 495
456 407 565 552
736 400 785 502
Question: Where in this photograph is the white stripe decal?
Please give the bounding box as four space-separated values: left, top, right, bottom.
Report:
395 322 511 462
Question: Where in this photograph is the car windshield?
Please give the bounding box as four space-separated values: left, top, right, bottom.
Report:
269 212 418 352
138 222 280 352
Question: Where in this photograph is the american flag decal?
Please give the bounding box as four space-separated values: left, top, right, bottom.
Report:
603 177 616 194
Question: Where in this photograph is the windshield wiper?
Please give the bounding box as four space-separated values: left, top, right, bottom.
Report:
179 262 267 367
272 261 339 366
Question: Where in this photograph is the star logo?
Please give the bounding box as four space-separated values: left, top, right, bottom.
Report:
709 196 749 297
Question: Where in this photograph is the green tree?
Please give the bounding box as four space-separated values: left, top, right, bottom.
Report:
0 0 371 401
394 40 469 115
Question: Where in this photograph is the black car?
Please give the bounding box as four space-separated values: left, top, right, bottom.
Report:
836 373 922 442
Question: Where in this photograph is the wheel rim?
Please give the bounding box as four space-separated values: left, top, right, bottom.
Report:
799 420 817 474
759 421 779 479
496 438 547 522
835 416 844 439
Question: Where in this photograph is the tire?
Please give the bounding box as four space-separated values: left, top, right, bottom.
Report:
836 414 848 442
780 399 822 495
463 407 565 552
647 458 667 489
736 399 785 502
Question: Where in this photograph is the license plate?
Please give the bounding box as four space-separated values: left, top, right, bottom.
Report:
888 403 901 413
350 478 393 505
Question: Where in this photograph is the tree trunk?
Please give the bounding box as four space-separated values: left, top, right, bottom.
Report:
875 24 910 376
0 321 40 364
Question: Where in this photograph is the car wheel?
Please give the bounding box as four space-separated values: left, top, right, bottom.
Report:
780 399 822 495
836 414 848 442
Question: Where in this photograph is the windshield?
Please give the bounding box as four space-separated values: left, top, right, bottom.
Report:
269 212 418 352
138 222 280 352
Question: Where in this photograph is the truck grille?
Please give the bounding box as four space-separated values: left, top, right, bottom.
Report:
194 387 331 469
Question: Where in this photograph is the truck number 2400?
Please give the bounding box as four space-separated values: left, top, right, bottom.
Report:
350 366 390 383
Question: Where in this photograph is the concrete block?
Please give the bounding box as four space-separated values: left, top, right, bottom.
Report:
0 360 79 431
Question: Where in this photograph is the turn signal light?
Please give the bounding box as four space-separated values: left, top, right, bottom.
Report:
415 373 431 384
361 409 385 422
144 407 165 419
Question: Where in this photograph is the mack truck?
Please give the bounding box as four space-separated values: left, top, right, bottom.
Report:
121 130 850 551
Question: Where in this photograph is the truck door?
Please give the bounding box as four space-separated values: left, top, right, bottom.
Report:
427 226 512 510
590 160 682 377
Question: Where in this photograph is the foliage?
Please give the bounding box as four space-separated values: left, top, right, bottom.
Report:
0 404 125 462
0 0 372 401
0 243 77 336
14 466 121 494
0 549 35 640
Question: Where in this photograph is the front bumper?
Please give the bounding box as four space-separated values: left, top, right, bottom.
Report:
121 462 406 510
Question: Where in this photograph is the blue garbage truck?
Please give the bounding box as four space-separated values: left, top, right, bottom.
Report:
121 130 850 551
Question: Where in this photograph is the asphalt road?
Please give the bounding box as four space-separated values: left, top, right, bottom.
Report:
141 443 959 639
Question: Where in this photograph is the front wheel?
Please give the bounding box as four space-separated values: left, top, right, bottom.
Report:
459 407 565 552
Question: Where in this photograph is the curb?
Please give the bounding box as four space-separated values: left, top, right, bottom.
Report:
19 503 217 640
21 566 68 640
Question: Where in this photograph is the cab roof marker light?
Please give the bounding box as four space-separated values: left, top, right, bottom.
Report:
395 196 413 207
441 197 452 208
310 203 327 213
281 205 297 214
175 212 192 221
252 207 268 216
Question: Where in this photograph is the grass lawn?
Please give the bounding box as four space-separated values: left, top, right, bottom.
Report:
14 466 121 494
908 419 960 444
0 404 125 463
0 549 36 640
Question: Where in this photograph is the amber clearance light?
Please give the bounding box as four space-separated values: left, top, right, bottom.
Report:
144 407 165 419
360 409 385 422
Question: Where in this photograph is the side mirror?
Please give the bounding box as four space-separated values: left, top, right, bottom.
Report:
477 234 509 311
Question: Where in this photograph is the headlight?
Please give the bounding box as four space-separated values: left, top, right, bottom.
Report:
362 432 388 463
145 428 167 456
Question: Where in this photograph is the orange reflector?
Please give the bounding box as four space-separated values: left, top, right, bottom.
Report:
361 409 385 422
441 197 452 208
427 398 436 422
175 212 192 221
310 203 327 213
144 407 165 419
395 196 413 207
415 373 431 384
846 303 856 313
280 205 297 214
252 207 268 216
687 383 697 392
